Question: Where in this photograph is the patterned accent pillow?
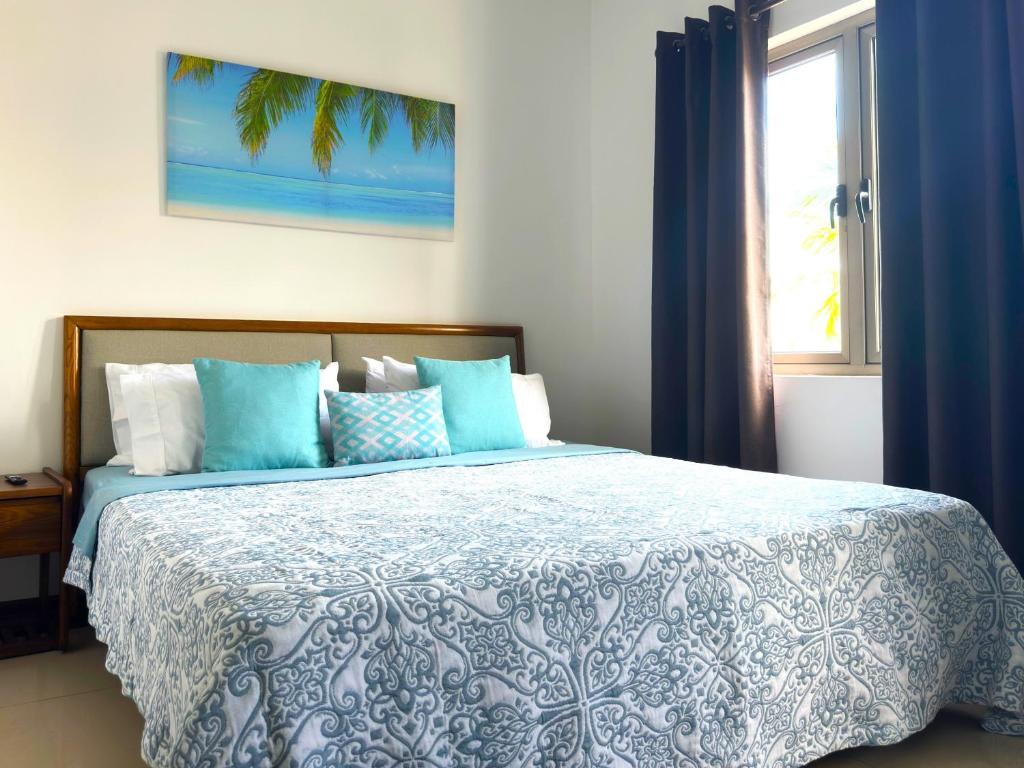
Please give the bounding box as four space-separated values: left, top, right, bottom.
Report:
326 386 451 466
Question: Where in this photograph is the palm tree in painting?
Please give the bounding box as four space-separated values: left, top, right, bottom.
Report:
169 55 455 176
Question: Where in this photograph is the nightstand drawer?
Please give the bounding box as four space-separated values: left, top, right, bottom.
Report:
0 497 60 557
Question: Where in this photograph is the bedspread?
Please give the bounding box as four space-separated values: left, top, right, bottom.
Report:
64 452 1024 767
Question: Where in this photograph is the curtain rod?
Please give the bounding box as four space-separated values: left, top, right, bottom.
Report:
749 0 789 22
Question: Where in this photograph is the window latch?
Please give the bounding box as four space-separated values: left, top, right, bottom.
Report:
829 184 847 229
855 177 873 223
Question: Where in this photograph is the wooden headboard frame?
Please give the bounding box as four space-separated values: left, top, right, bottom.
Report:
62 315 525 496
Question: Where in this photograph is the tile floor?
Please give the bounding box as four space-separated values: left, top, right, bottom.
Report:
0 630 1020 767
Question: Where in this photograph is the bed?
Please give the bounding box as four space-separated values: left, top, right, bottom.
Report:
61 316 1024 768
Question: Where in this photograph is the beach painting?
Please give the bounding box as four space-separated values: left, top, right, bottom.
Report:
165 53 455 240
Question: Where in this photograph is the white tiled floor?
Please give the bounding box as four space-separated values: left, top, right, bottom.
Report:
0 630 1020 767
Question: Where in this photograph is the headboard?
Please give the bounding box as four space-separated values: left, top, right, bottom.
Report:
63 316 525 489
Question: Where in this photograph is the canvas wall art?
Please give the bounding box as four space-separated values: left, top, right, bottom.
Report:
165 53 455 240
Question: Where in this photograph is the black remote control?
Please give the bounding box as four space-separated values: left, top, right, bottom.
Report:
4 475 28 486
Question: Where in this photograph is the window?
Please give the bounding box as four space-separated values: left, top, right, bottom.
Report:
767 13 879 373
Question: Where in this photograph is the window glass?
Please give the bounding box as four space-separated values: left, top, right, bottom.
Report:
767 51 843 354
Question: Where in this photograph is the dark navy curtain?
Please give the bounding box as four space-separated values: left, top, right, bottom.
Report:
652 0 776 471
878 0 1024 568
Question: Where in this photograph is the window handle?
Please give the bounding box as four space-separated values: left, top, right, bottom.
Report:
855 177 873 224
829 184 847 229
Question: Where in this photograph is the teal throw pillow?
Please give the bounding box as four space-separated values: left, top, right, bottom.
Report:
414 355 525 454
193 358 328 471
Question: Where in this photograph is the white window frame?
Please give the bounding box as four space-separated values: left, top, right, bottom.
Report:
768 10 880 376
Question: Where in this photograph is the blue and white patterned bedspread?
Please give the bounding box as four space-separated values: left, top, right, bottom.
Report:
64 453 1024 767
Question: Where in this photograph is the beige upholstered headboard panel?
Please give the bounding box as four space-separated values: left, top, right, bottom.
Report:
79 330 334 466
64 317 525 480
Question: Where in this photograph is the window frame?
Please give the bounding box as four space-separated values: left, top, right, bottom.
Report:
768 10 880 376
860 22 881 365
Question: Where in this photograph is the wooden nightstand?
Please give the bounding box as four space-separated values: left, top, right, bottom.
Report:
0 468 72 657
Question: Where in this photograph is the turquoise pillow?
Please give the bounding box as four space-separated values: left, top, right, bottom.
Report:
326 386 451 466
414 355 525 454
194 358 328 471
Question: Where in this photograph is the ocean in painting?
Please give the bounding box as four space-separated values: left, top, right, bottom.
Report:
165 53 455 240
166 163 454 239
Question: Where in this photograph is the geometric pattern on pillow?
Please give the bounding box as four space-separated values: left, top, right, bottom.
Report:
326 386 451 467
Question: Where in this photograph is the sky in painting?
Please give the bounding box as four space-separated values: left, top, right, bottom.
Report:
165 55 454 195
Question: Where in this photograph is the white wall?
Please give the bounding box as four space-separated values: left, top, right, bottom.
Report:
774 375 882 481
0 0 594 598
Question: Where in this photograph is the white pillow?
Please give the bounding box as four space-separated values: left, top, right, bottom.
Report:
511 373 558 448
121 369 204 476
105 363 192 466
382 356 421 391
362 356 389 393
365 357 560 447
318 362 340 455
108 361 340 469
